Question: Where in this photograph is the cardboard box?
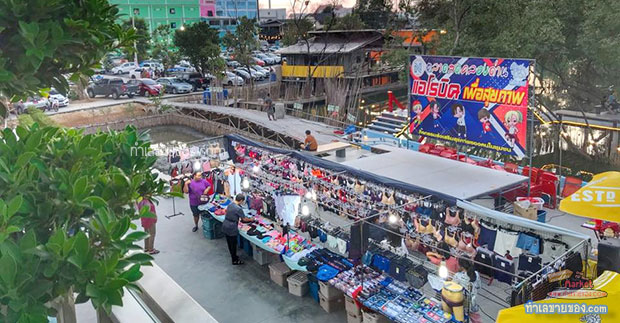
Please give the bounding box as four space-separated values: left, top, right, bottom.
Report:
287 272 309 297
513 201 537 220
362 310 390 323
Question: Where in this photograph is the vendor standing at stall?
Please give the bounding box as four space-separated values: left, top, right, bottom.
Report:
454 259 482 323
184 172 212 232
222 193 254 265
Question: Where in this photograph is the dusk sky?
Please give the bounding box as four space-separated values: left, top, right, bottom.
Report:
259 0 357 12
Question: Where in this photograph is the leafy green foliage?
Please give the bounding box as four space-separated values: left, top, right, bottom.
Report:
151 25 180 72
17 107 58 128
121 18 151 62
356 0 394 29
0 124 166 322
223 17 259 86
331 14 366 30
0 0 137 117
174 21 223 77
282 18 315 47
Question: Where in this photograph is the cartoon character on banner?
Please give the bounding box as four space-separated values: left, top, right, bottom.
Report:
451 103 467 138
504 110 523 147
410 100 423 132
430 101 441 129
477 108 492 138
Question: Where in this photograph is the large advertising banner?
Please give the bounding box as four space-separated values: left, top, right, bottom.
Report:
408 55 532 157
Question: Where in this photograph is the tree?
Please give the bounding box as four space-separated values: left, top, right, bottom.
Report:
282 17 315 47
0 0 137 117
0 124 167 322
151 25 181 73
355 0 394 29
173 21 221 77
121 18 151 62
223 17 259 93
332 14 366 30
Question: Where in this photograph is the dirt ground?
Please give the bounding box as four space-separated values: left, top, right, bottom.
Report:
51 103 149 127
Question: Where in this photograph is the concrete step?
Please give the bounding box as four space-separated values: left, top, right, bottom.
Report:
368 124 399 134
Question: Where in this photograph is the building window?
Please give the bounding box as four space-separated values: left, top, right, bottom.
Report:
133 8 140 15
169 8 176 14
208 10 214 17
209 20 220 26
170 22 177 28
217 10 223 16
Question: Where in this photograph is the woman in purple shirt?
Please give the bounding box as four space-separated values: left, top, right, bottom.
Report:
184 172 211 232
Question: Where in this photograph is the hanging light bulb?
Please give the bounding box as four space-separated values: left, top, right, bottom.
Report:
388 214 398 224
301 204 310 216
242 178 250 189
311 190 317 201
252 165 260 173
438 261 449 279
305 191 312 199
193 160 201 172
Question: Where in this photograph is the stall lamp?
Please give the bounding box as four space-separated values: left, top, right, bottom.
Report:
242 178 250 189
305 191 312 199
311 190 317 201
438 261 449 279
388 214 398 224
252 165 260 173
301 204 310 216
193 160 202 172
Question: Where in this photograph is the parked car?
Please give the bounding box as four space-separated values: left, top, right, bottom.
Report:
48 88 69 107
172 72 211 92
252 57 265 66
110 62 139 75
250 66 268 79
226 60 241 68
137 79 163 96
248 67 266 80
222 72 244 86
253 65 270 76
233 69 252 82
156 77 192 94
263 52 281 64
140 60 164 71
87 78 138 99
254 53 275 65
23 96 50 110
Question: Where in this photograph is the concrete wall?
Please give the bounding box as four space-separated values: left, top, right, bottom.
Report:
79 113 289 148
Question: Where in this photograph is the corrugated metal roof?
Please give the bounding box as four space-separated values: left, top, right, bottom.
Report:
277 34 382 55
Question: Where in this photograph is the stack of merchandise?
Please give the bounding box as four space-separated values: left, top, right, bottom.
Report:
329 266 386 298
362 279 453 323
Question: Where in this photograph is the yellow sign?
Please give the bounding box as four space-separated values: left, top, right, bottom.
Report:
559 171 620 223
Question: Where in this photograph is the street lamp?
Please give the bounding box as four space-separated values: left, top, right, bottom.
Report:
180 25 185 31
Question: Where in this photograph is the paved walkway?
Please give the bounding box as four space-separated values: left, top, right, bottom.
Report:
169 101 344 146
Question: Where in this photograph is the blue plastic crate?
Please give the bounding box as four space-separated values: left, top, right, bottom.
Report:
307 274 319 303
537 210 547 223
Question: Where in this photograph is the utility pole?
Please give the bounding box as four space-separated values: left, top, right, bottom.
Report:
132 8 139 65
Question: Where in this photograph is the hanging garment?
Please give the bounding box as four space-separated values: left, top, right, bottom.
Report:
337 238 348 255
518 254 542 273
493 229 521 258
493 255 515 284
516 233 541 255
327 235 338 250
478 222 497 249
202 161 211 172
445 226 459 248
541 241 567 263
445 207 461 226
227 171 242 197
474 247 495 277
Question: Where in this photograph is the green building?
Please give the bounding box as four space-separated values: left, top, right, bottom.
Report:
109 0 259 37
109 0 202 34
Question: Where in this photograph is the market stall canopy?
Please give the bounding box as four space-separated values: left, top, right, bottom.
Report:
224 134 458 203
559 171 620 223
496 270 619 322
342 145 528 201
